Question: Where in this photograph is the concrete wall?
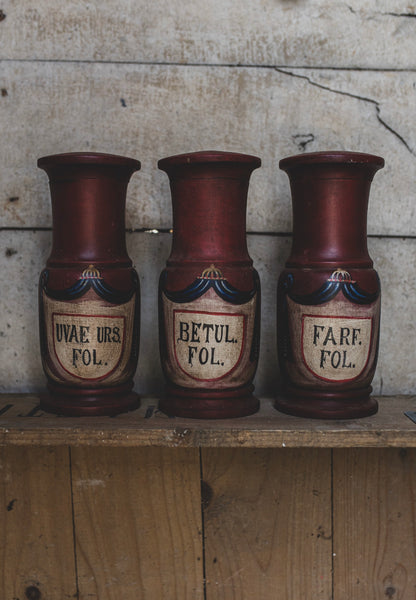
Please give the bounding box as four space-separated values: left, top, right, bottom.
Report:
1 1 415 397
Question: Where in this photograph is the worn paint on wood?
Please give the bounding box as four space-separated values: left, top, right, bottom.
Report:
1 394 416 448
333 448 416 599
0 1 416 69
71 446 204 599
1 63 415 235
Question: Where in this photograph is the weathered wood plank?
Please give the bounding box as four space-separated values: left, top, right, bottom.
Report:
0 446 77 598
1 230 415 397
0 395 416 448
202 448 332 599
70 447 204 599
333 448 416 599
0 1 415 69
0 63 415 234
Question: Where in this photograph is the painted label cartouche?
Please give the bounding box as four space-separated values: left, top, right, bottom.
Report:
280 269 380 387
301 314 372 381
160 265 259 388
40 265 139 386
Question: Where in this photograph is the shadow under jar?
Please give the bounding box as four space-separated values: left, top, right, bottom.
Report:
158 150 261 419
275 151 384 419
38 152 141 416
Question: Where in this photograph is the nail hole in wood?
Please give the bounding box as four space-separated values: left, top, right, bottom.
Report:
25 586 41 600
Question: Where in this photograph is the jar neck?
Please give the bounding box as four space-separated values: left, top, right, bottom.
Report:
284 164 379 268
43 165 135 266
165 165 254 266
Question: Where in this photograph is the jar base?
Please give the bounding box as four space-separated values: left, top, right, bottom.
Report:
159 384 259 419
41 382 140 417
275 384 378 420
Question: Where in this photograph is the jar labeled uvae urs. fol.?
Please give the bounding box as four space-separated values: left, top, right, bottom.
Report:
38 152 141 416
158 151 261 419
276 151 384 419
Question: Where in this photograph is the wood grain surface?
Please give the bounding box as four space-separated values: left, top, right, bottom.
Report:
202 448 332 599
333 448 416 599
71 447 204 599
1 443 415 598
1 395 416 448
0 446 77 599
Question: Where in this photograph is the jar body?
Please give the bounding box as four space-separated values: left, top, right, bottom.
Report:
38 152 141 416
158 151 261 418
276 151 384 419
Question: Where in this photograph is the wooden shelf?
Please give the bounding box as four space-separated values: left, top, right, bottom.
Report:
0 394 415 447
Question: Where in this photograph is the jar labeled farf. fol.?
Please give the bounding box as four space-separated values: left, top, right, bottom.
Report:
276 151 384 419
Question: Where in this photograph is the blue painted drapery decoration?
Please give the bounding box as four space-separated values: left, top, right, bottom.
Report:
161 264 259 305
281 270 379 306
40 264 138 304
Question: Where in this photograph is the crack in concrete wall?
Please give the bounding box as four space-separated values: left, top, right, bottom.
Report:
385 12 416 18
347 5 416 19
275 67 415 156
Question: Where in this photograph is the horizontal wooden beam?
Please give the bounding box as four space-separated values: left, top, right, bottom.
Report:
0 394 415 448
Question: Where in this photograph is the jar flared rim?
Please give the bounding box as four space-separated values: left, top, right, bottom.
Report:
38 152 141 170
279 150 384 170
158 150 261 170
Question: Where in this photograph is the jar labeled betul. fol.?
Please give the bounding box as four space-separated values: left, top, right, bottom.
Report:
276 151 384 419
158 150 261 419
38 152 141 416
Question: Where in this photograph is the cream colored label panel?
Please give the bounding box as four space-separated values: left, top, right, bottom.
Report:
301 314 373 382
173 309 245 381
42 290 136 385
52 312 126 380
162 287 257 389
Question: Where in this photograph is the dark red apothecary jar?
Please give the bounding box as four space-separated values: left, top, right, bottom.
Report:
276 151 384 419
158 150 261 419
38 152 141 416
